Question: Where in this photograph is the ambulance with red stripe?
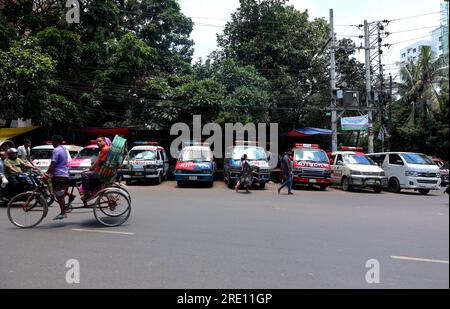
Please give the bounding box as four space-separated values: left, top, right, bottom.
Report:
330 147 387 193
67 143 100 179
31 143 82 174
292 144 331 191
174 142 215 187
121 142 169 185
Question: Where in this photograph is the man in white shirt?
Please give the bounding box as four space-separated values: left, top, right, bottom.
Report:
17 138 33 165
0 151 8 189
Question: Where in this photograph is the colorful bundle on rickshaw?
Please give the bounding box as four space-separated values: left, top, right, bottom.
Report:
99 135 127 185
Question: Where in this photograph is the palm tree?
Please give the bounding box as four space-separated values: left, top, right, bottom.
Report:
397 45 449 126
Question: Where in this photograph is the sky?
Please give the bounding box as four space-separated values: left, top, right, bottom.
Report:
178 0 444 77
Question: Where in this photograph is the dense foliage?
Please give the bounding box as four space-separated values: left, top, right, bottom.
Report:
0 0 448 158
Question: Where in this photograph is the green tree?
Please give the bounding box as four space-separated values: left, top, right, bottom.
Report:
121 0 194 74
390 46 449 157
217 0 330 129
0 37 80 126
397 45 448 125
209 58 271 124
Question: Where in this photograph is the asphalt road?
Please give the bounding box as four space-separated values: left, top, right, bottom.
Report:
0 181 448 289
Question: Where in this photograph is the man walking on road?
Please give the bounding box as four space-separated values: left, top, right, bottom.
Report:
278 150 294 195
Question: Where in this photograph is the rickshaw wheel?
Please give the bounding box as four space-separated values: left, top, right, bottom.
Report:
93 190 131 227
7 192 48 229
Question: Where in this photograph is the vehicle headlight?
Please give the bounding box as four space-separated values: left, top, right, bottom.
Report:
379 171 386 177
202 169 212 174
324 170 331 175
405 171 419 177
294 167 302 172
351 170 362 175
436 172 441 177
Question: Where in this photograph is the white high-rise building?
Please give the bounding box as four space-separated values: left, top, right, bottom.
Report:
399 40 436 64
431 27 444 58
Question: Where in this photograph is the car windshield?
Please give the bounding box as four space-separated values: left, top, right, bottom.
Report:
344 154 376 165
77 148 100 159
180 148 213 162
31 149 53 160
68 151 79 157
129 150 157 160
294 149 329 163
402 153 434 165
232 146 267 161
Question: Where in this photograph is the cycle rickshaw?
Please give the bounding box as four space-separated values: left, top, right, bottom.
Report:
7 135 131 228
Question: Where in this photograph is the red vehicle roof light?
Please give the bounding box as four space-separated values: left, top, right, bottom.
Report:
134 141 159 146
294 144 319 149
339 146 364 152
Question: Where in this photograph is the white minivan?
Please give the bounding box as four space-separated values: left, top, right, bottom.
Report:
368 152 441 195
330 150 387 193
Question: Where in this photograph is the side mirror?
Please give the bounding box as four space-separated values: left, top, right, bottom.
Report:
330 158 334 164
337 160 343 165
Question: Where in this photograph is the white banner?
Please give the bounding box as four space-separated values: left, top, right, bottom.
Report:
341 115 369 131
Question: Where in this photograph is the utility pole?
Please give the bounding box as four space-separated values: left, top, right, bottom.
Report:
377 22 385 152
330 9 338 152
364 20 374 153
387 73 393 151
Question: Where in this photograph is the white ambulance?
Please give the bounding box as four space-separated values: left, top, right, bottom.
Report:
121 142 169 185
330 147 387 193
31 144 82 173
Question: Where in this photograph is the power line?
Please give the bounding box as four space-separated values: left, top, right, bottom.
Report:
387 25 440 35
388 35 433 45
388 11 442 23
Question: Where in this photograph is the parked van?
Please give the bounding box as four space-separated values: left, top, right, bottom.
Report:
368 152 441 195
31 144 82 174
291 144 331 191
330 148 387 193
121 142 169 185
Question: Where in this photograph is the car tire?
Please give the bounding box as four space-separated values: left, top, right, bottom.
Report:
177 181 184 188
259 182 266 190
342 177 353 192
157 174 162 185
227 177 235 189
373 186 382 193
388 178 401 193
418 189 430 195
319 185 327 191
125 179 132 186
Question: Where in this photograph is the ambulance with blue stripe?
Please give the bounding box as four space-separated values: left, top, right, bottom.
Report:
174 143 215 187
